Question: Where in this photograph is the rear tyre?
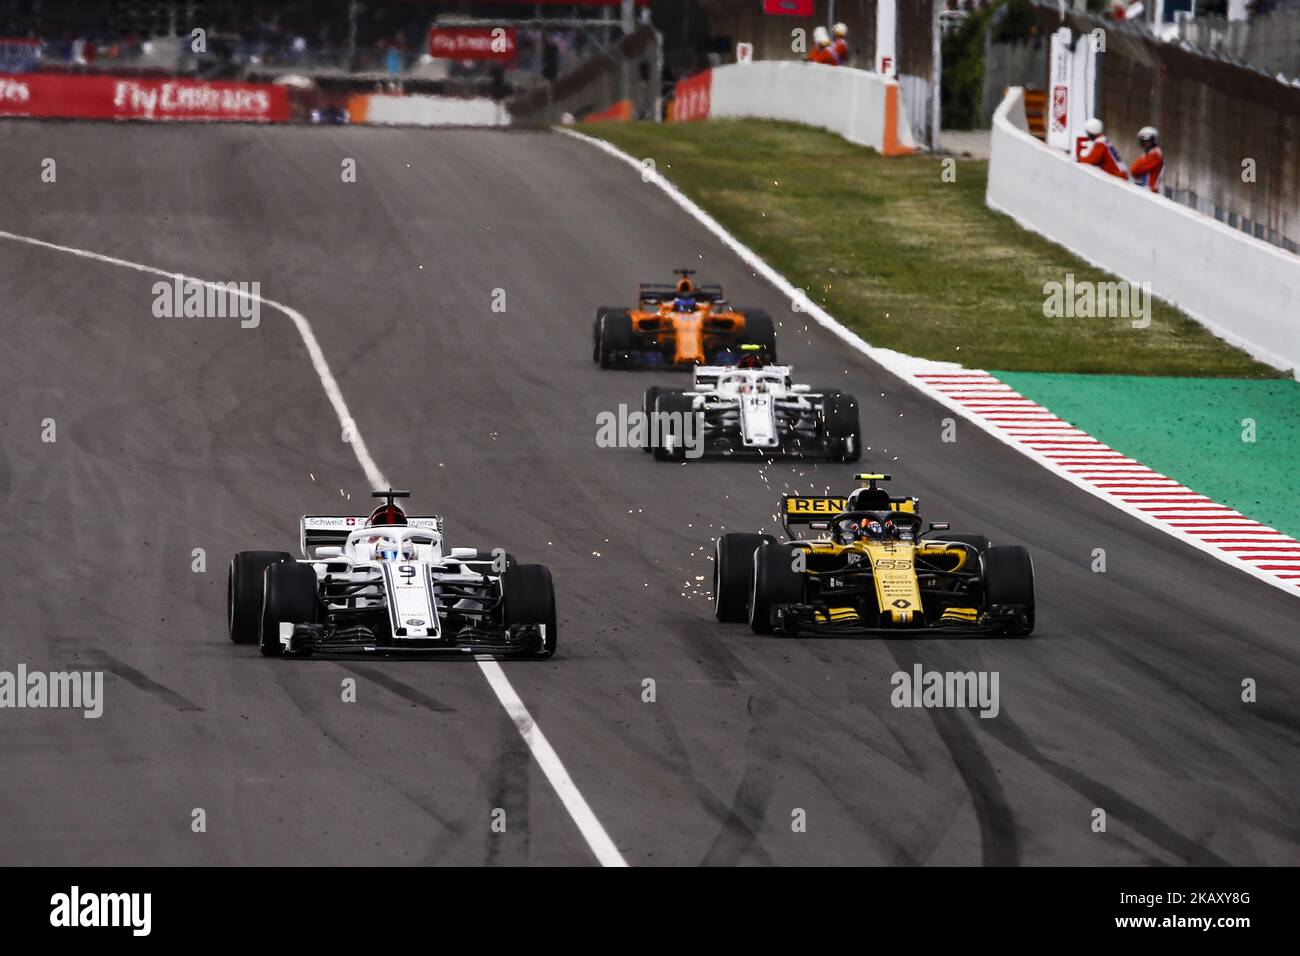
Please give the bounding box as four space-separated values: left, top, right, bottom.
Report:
641 386 661 452
597 311 633 369
740 309 777 362
229 550 293 644
593 306 624 362
652 390 695 461
714 532 775 622
750 542 806 634
259 560 320 657
824 392 861 462
981 545 1035 636
503 564 558 657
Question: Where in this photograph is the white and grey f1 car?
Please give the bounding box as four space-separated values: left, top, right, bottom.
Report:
227 491 556 658
644 363 861 461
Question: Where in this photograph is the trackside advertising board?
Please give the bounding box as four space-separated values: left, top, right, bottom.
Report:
0 73 289 121
672 70 712 122
428 28 517 61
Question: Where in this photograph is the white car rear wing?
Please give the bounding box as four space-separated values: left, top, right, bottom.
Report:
693 365 795 390
300 515 443 557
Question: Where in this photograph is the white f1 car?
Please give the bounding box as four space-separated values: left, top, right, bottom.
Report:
644 363 861 461
227 491 556 658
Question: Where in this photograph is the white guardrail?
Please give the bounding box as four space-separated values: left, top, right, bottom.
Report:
988 86 1300 377
707 61 915 156
354 94 506 127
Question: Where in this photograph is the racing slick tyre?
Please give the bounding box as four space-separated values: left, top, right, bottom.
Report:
750 542 806 634
652 390 695 461
259 560 321 657
943 534 991 556
641 385 661 452
714 532 776 622
229 550 293 644
593 307 625 362
825 392 861 462
739 309 777 362
597 311 633 369
503 564 558 658
981 545 1035 637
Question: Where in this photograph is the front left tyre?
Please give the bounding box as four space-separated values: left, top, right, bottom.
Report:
503 564 558 658
981 545 1035 636
259 560 321 657
824 392 861 462
228 550 293 644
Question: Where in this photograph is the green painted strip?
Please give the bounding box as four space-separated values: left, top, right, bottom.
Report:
994 372 1300 541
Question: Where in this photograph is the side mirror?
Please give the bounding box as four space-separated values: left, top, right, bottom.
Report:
448 547 478 560
791 384 811 392
808 521 831 531
314 546 343 557
927 523 950 533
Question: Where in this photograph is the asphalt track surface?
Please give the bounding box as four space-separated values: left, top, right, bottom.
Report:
1 121 1297 866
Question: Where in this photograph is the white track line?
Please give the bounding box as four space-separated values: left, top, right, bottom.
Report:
560 128 1300 600
0 227 628 867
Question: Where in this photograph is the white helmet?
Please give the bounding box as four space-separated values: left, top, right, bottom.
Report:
833 22 849 37
1137 125 1159 145
1084 117 1104 137
813 25 830 46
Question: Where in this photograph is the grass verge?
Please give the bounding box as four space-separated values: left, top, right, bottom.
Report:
583 119 1280 378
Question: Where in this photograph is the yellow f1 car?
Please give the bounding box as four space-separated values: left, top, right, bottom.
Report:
713 475 1035 636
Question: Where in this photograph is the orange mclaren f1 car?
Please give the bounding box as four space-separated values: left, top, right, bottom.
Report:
592 269 777 370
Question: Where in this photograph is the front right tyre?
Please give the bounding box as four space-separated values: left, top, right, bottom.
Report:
228 550 293 644
750 542 806 634
259 560 321 657
714 532 775 622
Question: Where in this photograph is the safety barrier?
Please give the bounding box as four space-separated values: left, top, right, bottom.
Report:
346 94 505 127
987 87 1300 377
671 61 915 157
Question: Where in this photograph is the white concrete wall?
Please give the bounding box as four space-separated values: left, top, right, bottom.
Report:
363 95 506 127
708 61 915 154
988 87 1300 376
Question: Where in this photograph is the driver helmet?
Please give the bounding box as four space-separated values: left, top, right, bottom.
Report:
864 519 883 539
673 295 696 313
371 534 414 562
368 502 407 526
